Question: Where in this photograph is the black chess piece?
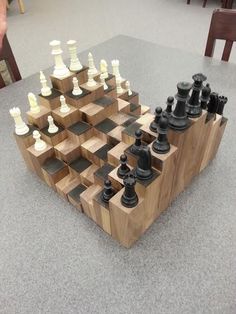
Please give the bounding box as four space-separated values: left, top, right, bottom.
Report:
152 115 170 154
135 146 153 180
121 173 138 208
164 96 174 118
200 83 211 109
149 106 162 132
169 82 192 131
207 92 219 121
101 179 114 203
186 73 207 118
117 154 131 179
217 96 228 116
130 129 142 154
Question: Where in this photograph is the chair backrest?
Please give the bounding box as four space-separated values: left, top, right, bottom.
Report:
0 34 21 88
205 9 236 61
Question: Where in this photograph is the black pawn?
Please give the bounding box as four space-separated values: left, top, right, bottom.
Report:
186 73 206 118
169 82 192 131
135 146 153 180
207 92 219 121
130 129 142 155
117 154 130 179
149 106 162 132
101 179 114 203
121 173 138 208
217 96 228 116
152 115 170 154
200 83 211 109
164 96 174 118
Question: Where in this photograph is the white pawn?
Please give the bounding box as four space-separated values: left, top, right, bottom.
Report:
67 40 83 71
88 52 98 75
125 80 132 96
50 40 70 78
100 73 108 90
87 69 97 87
40 71 52 97
28 92 40 114
9 107 29 135
60 95 70 113
116 77 124 94
111 59 123 81
100 59 108 79
33 130 47 151
47 115 58 134
72 77 83 96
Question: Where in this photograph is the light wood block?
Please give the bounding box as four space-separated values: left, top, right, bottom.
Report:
41 125 67 146
50 72 75 93
80 164 99 186
38 89 62 110
42 158 69 190
92 192 112 235
140 104 151 115
55 174 81 199
54 138 80 163
107 142 129 167
26 106 51 129
64 89 92 109
117 98 130 113
140 123 156 144
80 184 103 220
52 104 80 128
79 103 105 125
80 82 104 102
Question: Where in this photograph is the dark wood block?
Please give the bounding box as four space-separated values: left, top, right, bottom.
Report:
69 156 92 177
94 163 115 186
68 184 87 211
41 124 67 146
42 157 69 190
38 88 62 110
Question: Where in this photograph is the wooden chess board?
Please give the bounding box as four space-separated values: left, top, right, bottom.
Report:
12 63 228 248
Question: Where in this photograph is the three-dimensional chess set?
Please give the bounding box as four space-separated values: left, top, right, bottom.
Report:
10 39 228 248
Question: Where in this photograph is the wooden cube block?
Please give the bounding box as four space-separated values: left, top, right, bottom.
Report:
64 88 92 109
105 73 116 87
140 123 156 144
26 106 51 129
94 163 115 186
79 103 105 125
211 116 228 161
38 89 62 110
122 122 142 145
69 156 92 178
81 136 106 164
92 191 112 235
42 157 69 190
135 112 154 125
104 84 117 98
80 164 99 187
119 91 139 105
94 118 118 143
107 142 129 167
54 138 80 163
67 184 87 212
80 82 104 102
129 103 141 116
93 96 118 117
107 126 125 145
93 143 113 167
80 184 103 219
109 112 134 126
67 121 94 145
117 98 130 113
55 174 81 200
140 104 151 115
74 65 89 84
108 166 128 191
52 104 80 128
41 124 67 146
50 72 75 93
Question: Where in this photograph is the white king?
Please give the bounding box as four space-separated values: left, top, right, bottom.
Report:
50 40 70 78
40 71 52 97
88 52 98 75
28 92 40 114
9 107 29 135
67 40 83 72
33 130 47 151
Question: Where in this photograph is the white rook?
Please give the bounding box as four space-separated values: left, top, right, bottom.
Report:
9 107 29 135
67 40 83 72
50 40 70 78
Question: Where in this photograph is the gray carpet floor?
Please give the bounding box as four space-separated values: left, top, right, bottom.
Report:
7 0 236 79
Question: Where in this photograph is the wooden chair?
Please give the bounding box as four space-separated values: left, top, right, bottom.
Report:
0 34 21 88
7 0 25 14
205 9 236 61
187 0 208 8
222 0 234 8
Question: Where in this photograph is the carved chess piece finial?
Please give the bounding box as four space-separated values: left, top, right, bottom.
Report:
186 73 206 118
164 96 174 118
217 96 228 116
33 130 47 151
117 154 131 179
169 81 192 131
200 83 211 109
152 115 170 154
101 180 114 203
121 173 138 208
130 129 143 154
9 107 29 135
135 146 153 180
149 106 162 133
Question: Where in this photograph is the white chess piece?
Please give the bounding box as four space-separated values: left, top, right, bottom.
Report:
111 59 123 81
88 52 98 75
50 40 70 78
116 77 124 94
28 92 40 113
59 95 70 113
47 115 58 134
33 130 47 151
67 40 83 71
125 80 132 96
100 59 108 79
72 77 83 96
40 71 52 96
9 107 29 135
87 69 97 87
100 73 108 90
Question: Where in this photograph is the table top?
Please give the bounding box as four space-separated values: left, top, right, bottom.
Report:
1 35 236 314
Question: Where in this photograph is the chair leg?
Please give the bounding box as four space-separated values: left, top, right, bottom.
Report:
222 40 233 61
17 0 25 14
203 0 208 7
205 37 216 58
187 0 191 4
0 74 6 89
